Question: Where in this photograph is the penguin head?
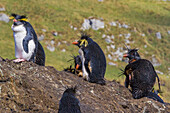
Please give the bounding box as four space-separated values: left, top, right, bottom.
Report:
72 34 93 48
74 55 82 70
63 87 77 97
10 14 28 32
123 49 141 63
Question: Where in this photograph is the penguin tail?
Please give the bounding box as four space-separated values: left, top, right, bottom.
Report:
35 42 45 66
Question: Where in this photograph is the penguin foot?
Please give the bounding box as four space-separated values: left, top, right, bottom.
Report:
13 58 26 63
78 72 83 77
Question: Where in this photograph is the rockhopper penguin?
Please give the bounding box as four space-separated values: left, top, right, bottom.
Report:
123 48 164 103
10 14 45 66
72 34 106 85
58 87 81 113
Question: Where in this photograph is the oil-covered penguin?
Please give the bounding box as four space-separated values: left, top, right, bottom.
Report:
58 87 81 113
123 48 164 103
10 14 45 66
72 34 106 85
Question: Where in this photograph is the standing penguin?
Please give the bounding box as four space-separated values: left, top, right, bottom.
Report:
58 87 81 113
123 48 164 103
72 34 106 85
10 14 45 66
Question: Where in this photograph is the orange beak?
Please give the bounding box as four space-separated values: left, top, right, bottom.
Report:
123 54 128 57
13 19 17 22
72 41 79 45
76 64 80 69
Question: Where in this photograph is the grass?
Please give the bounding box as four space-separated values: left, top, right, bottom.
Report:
0 0 170 102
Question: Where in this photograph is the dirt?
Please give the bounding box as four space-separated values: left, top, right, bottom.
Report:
0 56 169 113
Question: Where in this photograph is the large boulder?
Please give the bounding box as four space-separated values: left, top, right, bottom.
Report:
0 58 169 112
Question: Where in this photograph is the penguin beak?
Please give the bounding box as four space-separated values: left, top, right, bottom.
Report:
76 64 80 69
13 19 17 22
72 41 79 45
123 54 129 57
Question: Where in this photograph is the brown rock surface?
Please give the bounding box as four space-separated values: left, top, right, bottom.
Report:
0 57 169 113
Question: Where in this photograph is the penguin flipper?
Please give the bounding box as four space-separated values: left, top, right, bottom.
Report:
125 77 129 88
23 34 33 53
147 92 164 104
35 42 45 66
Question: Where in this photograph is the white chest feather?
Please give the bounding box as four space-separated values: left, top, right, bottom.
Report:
79 48 89 80
12 24 36 60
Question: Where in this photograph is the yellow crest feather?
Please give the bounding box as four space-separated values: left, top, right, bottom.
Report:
9 16 15 20
80 39 88 47
19 18 28 22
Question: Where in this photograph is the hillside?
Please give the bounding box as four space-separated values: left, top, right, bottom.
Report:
0 57 170 112
0 0 170 102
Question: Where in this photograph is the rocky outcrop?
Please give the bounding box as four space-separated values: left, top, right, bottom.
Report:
0 13 9 23
0 57 169 112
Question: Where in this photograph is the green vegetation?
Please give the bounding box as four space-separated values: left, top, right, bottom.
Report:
0 0 169 102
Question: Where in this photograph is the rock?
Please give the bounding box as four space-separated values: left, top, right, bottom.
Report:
113 47 124 61
57 42 61 46
42 29 47 32
151 56 161 67
81 19 91 30
125 39 130 44
111 35 115 39
105 38 112 44
119 34 123 37
38 34 45 41
0 7 5 11
70 25 73 29
124 33 131 39
53 32 58 36
110 44 115 49
81 18 104 31
0 13 9 23
47 45 55 52
141 33 145 37
156 32 161 39
118 23 122 28
109 21 117 26
156 70 164 75
107 35 111 39
107 46 110 51
51 40 55 45
144 45 147 48
108 62 117 66
0 58 169 112
108 54 112 60
74 27 77 31
102 34 106 38
122 23 129 29
168 31 170 35
62 41 67 44
61 49 66 52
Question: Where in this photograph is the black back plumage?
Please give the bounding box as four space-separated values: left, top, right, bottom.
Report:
123 49 163 103
58 87 81 113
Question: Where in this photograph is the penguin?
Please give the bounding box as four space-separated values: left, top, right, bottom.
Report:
63 55 82 76
123 48 164 103
74 55 83 77
10 14 45 66
72 34 106 85
58 87 81 113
